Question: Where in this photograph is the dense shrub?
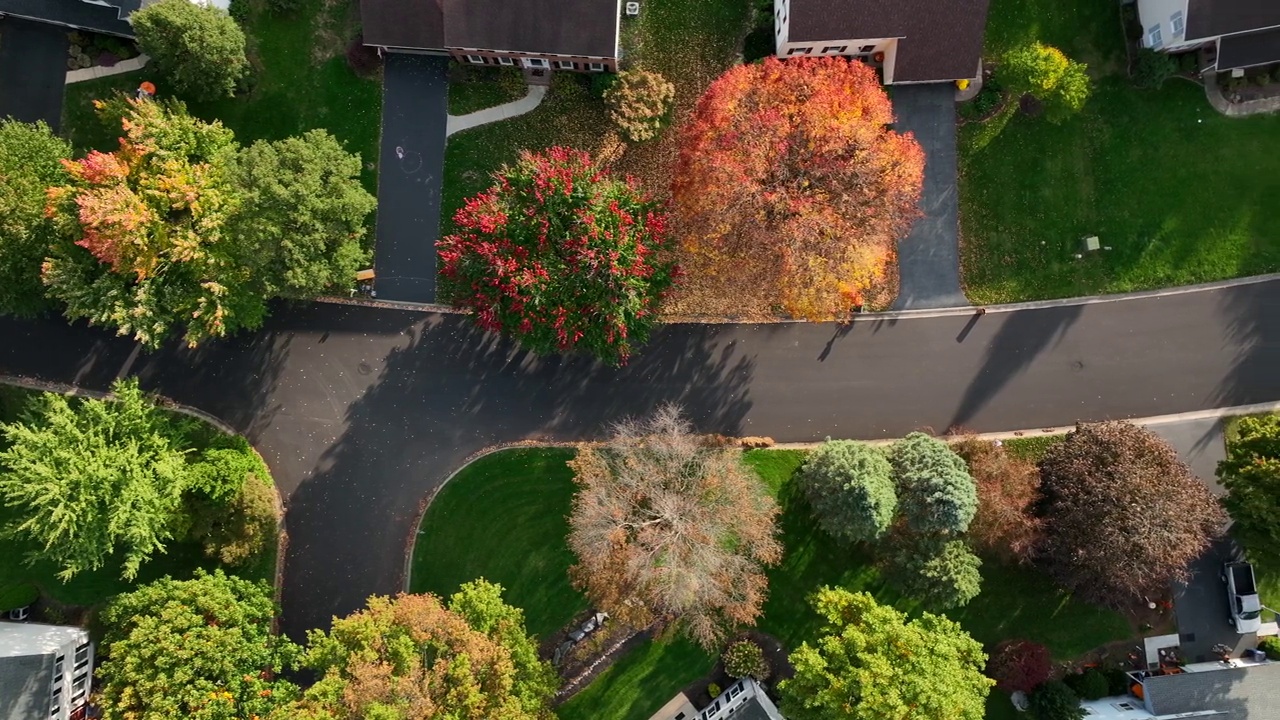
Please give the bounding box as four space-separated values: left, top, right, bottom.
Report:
1178 52 1199 74
1259 636 1280 660
130 0 248 102
1104 667 1131 696
889 432 977 535
1036 422 1226 607
953 437 1041 563
798 440 897 544
1132 49 1177 89
986 639 1052 694
723 640 770 681
190 476 277 566
884 535 983 609
959 77 1004 121
743 26 775 63
590 72 618 99
604 69 676 142
345 35 381 76
1029 680 1085 720
1064 669 1109 701
266 0 301 14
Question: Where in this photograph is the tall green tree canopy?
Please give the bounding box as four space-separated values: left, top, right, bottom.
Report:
97 569 300 720
286 580 558 720
230 130 375 298
43 96 261 348
884 535 983 609
130 0 248 101
779 588 993 720
1219 414 1280 568
798 439 897 544
889 432 977 535
997 42 1091 123
0 119 70 317
0 379 188 580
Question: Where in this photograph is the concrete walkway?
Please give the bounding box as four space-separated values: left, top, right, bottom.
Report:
1203 70 1280 117
66 54 149 84
890 84 968 310
445 84 547 136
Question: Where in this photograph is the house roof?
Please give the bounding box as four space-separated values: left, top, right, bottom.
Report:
0 653 54 720
1143 662 1280 717
1187 0 1280 41
786 0 991 82
360 0 619 57
0 0 135 36
1217 25 1280 68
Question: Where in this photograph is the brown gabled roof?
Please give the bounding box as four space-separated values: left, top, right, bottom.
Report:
787 0 991 82
361 0 444 50
360 0 618 57
1187 0 1280 41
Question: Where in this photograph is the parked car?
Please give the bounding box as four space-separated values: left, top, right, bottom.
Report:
1223 561 1262 634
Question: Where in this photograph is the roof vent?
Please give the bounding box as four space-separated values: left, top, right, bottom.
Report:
625 2 640 15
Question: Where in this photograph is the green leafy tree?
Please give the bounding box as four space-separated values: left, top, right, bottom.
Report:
779 588 992 720
0 379 188 580
130 0 248 101
798 439 896 544
998 42 1091 122
1218 414 1280 568
889 432 977 535
884 535 983 609
438 147 677 365
189 475 278 566
230 130 376 298
287 580 558 720
97 569 300 720
43 96 263 348
0 120 70 317
1029 680 1085 720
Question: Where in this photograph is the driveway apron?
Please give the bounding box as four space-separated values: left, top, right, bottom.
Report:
372 54 448 303
891 84 967 310
0 18 69 131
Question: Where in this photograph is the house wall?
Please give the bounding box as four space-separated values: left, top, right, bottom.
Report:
1136 0 1199 50
449 49 616 72
49 635 94 720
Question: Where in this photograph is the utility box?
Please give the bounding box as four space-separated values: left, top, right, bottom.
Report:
1081 236 1101 253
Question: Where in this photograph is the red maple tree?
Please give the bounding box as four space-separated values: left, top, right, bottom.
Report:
672 57 924 318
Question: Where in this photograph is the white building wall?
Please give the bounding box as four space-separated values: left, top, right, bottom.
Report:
1135 0 1197 50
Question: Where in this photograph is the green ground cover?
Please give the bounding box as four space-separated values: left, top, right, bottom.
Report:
447 65 528 116
62 0 381 193
1002 433 1065 461
415 445 1131 720
960 0 1280 303
0 385 277 611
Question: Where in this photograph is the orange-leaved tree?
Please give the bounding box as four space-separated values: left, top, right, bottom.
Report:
672 57 924 319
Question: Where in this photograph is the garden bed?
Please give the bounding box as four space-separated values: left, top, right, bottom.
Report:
412 444 1132 720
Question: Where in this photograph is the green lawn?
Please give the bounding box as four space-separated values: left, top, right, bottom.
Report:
447 65 528 116
61 0 382 193
0 385 277 612
415 446 1131 720
409 447 587 639
960 0 1280 303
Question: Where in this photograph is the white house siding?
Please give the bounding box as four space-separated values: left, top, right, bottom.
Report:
775 0 789 44
1136 0 1199 50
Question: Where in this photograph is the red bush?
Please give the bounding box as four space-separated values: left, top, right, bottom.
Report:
987 639 1052 694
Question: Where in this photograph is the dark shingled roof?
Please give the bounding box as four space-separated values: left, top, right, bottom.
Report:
360 0 618 57
0 0 135 36
1187 0 1280 40
1144 662 1280 718
1217 26 1280 69
361 0 444 50
787 0 991 82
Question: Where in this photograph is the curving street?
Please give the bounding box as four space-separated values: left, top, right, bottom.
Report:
1 278 1279 640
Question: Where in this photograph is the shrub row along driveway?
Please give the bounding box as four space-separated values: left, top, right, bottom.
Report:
1 279 1279 639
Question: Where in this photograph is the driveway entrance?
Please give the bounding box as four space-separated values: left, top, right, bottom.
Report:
0 18 69 130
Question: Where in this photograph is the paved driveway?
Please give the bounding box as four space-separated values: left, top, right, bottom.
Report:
1174 537 1256 662
372 53 448 303
890 84 967 310
0 18 69 130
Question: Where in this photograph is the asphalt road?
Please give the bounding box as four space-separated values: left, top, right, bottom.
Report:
0 18 69 131
2 278 1280 638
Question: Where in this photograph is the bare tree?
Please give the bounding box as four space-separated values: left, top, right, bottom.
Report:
567 405 782 649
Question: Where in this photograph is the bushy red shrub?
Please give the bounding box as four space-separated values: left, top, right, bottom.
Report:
987 639 1052 694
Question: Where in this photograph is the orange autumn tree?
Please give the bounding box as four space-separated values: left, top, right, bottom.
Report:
43 96 261 348
672 57 925 318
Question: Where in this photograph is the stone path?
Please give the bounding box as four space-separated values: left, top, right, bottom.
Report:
66 54 149 84
446 84 547 136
